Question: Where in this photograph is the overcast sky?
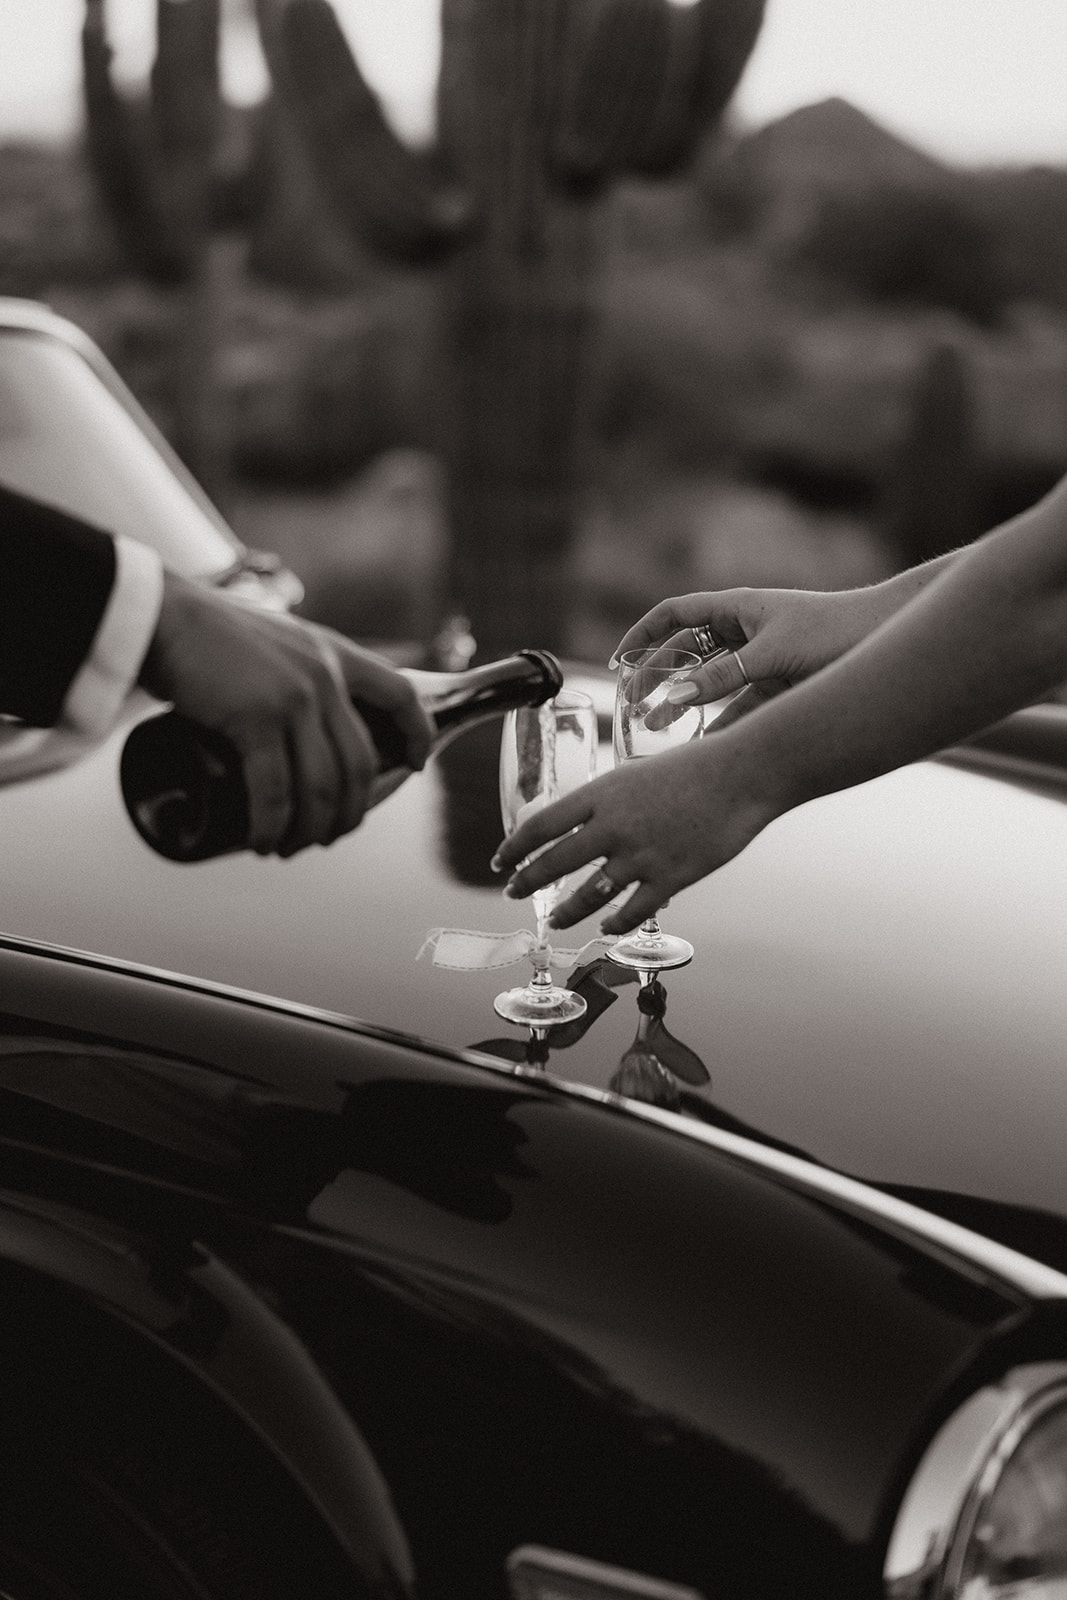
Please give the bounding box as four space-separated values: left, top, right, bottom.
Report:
3 0 1066 168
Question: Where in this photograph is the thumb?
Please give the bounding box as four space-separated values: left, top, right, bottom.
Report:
366 766 412 810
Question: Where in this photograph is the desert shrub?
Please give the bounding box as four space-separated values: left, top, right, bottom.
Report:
881 339 981 565
593 257 790 473
967 166 1067 312
978 458 1067 531
747 448 879 516
695 127 767 241
796 180 1010 326
228 283 436 484
0 142 119 291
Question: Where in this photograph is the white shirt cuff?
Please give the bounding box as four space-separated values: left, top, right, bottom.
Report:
61 534 164 740
0 535 164 788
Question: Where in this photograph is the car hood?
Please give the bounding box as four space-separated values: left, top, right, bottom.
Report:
3 693 1067 1248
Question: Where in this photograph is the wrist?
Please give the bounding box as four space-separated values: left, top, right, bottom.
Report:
701 717 804 835
868 549 959 617
731 656 860 811
138 570 202 699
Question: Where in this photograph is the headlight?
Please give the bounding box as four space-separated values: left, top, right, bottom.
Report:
885 1363 1067 1598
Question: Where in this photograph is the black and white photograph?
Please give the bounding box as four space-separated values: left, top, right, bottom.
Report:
1 2 1067 1596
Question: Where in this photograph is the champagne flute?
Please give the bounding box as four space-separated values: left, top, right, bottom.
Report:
607 647 704 971
494 691 598 1027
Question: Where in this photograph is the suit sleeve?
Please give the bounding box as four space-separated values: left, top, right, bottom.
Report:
0 482 162 756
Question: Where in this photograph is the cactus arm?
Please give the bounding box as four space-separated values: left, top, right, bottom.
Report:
690 0 767 133
554 0 765 187
625 0 707 175
150 0 221 242
263 0 470 265
554 0 674 189
80 0 187 282
633 0 767 174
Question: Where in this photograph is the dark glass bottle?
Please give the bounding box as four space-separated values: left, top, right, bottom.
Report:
119 649 564 861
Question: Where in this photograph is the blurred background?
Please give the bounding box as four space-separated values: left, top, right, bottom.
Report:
3 0 1067 663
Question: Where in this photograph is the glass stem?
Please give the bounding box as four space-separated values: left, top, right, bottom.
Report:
640 896 674 944
529 943 554 990
532 888 554 951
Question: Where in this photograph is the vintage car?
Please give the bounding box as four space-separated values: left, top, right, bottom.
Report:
1 296 1067 1599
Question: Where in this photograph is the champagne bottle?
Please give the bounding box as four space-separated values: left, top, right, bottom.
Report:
120 649 564 862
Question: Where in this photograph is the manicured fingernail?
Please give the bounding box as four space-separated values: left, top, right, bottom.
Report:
608 656 619 670
503 881 519 899
666 681 699 703
490 853 503 872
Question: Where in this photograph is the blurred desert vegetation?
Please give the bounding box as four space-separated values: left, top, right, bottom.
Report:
3 84 1067 661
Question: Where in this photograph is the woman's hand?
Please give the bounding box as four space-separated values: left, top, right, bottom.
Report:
611 586 897 729
492 733 782 935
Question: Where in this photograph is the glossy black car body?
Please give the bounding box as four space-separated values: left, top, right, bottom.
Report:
5 928 1067 1600
3 298 1067 1599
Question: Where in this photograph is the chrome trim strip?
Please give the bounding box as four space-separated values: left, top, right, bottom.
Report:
938 702 1067 792
884 1363 1067 1598
543 1081 1067 1302
507 1543 705 1600
0 296 106 349
0 930 512 1075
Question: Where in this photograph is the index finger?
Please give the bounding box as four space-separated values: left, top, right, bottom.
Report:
333 640 434 771
239 732 293 853
490 785 595 876
610 598 698 666
366 766 412 809
378 683 434 772
611 594 747 668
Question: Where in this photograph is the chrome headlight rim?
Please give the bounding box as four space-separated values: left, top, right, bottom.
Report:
884 1360 1067 1599
941 1372 1067 1596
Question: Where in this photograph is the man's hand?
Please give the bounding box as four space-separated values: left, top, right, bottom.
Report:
139 573 433 857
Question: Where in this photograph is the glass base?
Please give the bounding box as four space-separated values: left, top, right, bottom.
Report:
607 932 694 972
493 984 588 1028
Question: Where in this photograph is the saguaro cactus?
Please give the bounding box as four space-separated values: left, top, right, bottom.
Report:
883 338 981 568
81 0 357 501
83 0 764 653
261 0 766 656
82 0 228 496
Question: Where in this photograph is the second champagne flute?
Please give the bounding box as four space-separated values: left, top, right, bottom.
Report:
608 647 704 971
494 690 598 1027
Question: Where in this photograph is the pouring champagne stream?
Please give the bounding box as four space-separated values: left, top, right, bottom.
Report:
607 648 705 972
494 691 598 1026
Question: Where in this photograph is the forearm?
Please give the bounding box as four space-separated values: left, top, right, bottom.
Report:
858 546 961 622
732 482 1067 812
809 548 963 662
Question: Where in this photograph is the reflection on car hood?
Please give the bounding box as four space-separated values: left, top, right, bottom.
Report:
3 701 1067 1249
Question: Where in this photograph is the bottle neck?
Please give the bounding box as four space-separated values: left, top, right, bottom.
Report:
407 651 563 733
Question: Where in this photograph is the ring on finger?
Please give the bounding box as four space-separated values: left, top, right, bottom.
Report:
691 623 718 657
591 869 621 900
732 650 751 688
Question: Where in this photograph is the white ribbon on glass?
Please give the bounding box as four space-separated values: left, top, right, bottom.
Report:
418 927 617 972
